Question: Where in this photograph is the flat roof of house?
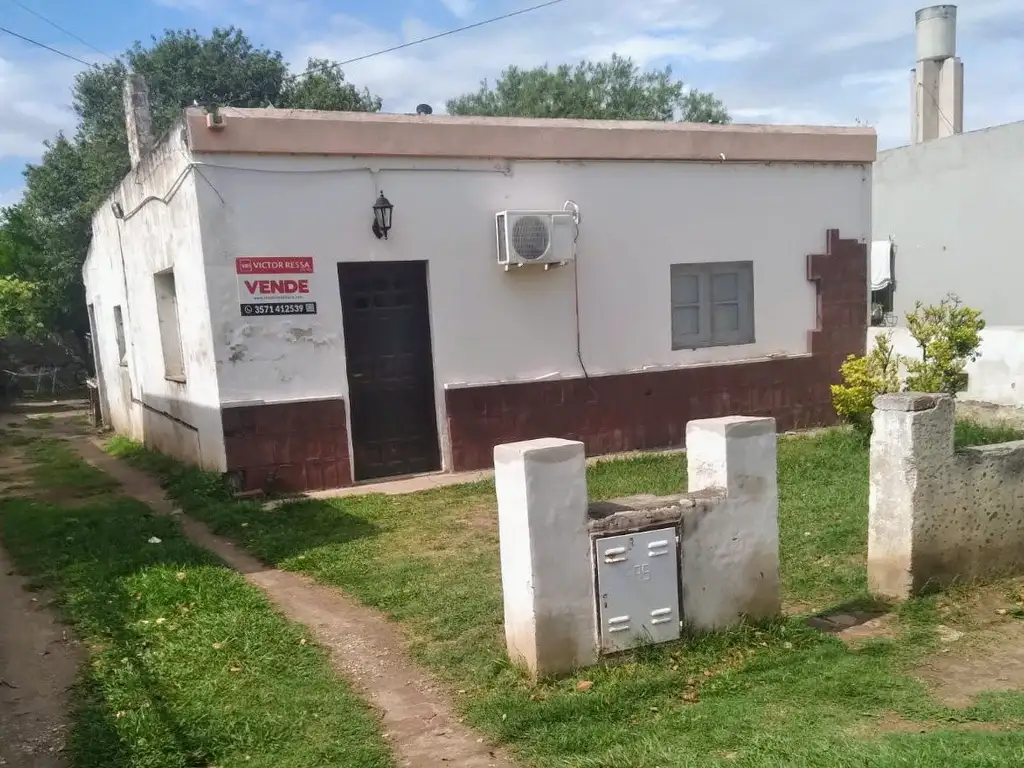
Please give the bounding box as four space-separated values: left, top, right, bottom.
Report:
184 107 876 164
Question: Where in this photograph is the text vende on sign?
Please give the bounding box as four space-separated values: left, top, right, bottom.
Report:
243 278 311 297
235 256 318 316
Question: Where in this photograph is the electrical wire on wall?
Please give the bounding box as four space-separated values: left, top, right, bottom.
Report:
564 199 598 403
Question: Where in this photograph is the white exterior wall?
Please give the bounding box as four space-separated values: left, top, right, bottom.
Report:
872 121 1024 406
83 128 223 469
194 154 870 469
874 121 1024 326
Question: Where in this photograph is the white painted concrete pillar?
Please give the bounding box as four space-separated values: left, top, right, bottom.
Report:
868 393 954 600
687 416 778 498
683 416 781 629
494 437 596 679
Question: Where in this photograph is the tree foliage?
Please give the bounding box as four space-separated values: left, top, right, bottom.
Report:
446 54 730 123
0 277 44 339
0 205 50 340
2 27 381 342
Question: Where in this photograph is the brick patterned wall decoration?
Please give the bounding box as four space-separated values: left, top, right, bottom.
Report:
222 398 352 492
446 229 867 472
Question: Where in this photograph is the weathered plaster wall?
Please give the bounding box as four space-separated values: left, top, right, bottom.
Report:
192 153 870 472
868 392 1024 600
82 125 223 469
874 121 1024 326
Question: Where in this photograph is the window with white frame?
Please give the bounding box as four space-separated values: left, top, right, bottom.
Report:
153 269 186 382
670 261 755 349
113 305 128 366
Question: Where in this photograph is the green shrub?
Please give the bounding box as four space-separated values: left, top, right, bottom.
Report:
831 293 984 434
904 293 984 395
830 332 899 433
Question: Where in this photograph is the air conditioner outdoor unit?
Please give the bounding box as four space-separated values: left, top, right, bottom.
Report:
495 210 576 270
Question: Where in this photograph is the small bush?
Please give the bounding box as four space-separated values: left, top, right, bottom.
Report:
831 294 985 434
904 293 985 395
831 332 900 433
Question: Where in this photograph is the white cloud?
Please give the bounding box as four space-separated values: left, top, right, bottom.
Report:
439 0 474 18
0 186 25 208
0 49 81 160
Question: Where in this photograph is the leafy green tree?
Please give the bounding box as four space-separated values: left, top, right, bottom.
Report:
281 59 383 112
446 54 729 123
0 204 50 340
0 277 44 339
3 27 380 342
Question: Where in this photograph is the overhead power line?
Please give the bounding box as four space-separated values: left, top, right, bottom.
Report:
4 0 112 60
0 24 97 68
286 0 571 83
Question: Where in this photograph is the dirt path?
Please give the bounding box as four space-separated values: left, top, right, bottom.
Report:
0 442 82 768
73 438 518 768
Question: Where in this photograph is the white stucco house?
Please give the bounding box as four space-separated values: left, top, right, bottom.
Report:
83 78 875 493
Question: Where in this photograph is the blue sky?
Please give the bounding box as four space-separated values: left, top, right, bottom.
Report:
3 0 1024 207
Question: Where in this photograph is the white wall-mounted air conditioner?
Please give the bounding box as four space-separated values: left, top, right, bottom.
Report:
495 210 576 270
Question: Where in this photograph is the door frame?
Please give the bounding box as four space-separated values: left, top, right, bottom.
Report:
337 259 443 482
86 302 111 427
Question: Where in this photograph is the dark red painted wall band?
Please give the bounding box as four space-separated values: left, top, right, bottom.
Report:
222 398 352 492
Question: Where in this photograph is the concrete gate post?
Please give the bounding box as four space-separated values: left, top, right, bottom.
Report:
868 393 955 601
684 416 781 629
494 438 596 679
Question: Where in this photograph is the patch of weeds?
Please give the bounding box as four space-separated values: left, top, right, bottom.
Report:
0 428 33 447
954 420 1024 449
25 439 120 499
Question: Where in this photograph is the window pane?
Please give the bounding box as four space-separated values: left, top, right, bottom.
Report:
713 302 739 333
712 272 738 302
672 306 700 337
671 272 700 305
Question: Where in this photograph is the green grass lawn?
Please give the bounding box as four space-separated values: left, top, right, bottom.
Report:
0 439 393 768
110 423 1024 768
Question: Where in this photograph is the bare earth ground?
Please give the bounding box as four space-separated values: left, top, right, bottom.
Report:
72 438 517 768
915 587 1024 709
0 416 83 768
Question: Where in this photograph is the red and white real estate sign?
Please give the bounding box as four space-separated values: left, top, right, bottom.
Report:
235 257 317 317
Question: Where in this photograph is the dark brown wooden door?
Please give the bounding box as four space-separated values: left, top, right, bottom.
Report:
338 261 441 481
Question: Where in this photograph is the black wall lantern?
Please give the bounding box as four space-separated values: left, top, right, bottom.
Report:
372 192 394 240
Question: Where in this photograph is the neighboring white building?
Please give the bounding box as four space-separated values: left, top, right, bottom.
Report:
870 5 1024 406
83 81 874 493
